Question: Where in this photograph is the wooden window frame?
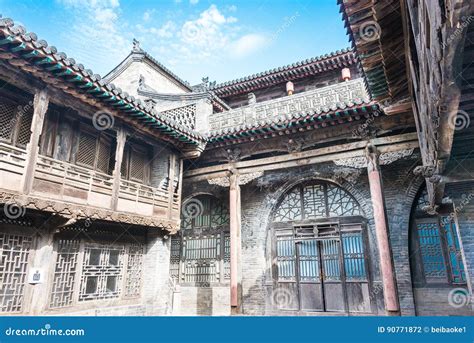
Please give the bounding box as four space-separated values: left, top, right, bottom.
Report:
411 204 467 287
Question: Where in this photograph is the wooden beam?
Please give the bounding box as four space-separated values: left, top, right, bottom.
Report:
184 133 419 181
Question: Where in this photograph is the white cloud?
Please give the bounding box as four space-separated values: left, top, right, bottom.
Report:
156 21 177 38
190 0 199 4
56 0 129 75
229 33 269 58
143 9 156 22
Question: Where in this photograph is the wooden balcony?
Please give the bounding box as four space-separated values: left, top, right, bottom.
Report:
0 142 180 232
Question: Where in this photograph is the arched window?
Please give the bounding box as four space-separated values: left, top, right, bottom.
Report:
410 187 466 286
170 195 230 286
271 181 371 313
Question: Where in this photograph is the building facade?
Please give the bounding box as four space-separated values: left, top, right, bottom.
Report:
0 0 473 317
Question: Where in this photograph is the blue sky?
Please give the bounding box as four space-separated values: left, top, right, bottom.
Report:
0 0 350 85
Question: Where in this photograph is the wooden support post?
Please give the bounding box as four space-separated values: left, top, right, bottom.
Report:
168 154 177 219
111 128 127 211
366 145 400 316
21 89 49 194
229 168 242 314
28 228 55 315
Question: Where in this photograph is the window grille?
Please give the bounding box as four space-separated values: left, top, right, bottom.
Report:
121 142 151 184
129 148 147 183
96 137 112 174
75 127 113 174
411 188 467 285
171 195 230 286
76 131 97 168
0 99 34 148
0 102 16 142
79 244 125 301
274 182 362 222
124 245 144 298
15 107 33 147
0 233 32 313
49 239 80 308
48 239 145 308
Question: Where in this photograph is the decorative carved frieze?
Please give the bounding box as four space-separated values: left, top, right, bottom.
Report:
207 171 264 187
0 190 179 233
334 156 368 169
208 78 368 131
334 148 414 169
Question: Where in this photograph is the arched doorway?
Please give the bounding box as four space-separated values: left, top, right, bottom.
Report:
270 181 372 313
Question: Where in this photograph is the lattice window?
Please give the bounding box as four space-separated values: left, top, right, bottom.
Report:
162 104 196 130
16 107 33 147
0 233 32 313
121 142 151 184
124 245 144 298
75 128 113 174
411 186 467 285
182 196 230 230
276 232 296 281
0 102 17 142
79 244 125 301
50 239 80 309
327 184 361 217
48 239 144 308
173 195 230 285
96 137 112 174
342 232 366 280
274 188 302 222
169 237 181 281
223 234 230 280
416 221 447 280
183 235 220 284
130 149 147 183
274 182 361 222
76 131 97 168
303 184 326 219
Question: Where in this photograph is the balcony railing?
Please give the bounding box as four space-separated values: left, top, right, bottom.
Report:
208 78 368 131
0 143 180 222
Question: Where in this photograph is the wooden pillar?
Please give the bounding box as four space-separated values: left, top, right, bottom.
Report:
21 89 49 194
28 228 55 315
111 128 127 211
229 168 242 314
366 146 400 315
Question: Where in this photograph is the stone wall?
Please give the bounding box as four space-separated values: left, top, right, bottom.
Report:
182 155 427 315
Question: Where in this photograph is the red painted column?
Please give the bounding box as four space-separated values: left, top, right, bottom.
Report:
366 146 400 315
229 170 242 314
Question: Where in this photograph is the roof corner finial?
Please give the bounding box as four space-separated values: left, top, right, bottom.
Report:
132 38 143 53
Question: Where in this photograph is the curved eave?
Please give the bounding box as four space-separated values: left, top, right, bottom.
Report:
208 101 381 145
0 18 205 148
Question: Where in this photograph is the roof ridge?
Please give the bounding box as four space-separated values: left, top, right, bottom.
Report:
211 47 354 90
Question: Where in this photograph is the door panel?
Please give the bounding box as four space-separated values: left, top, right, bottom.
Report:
321 239 345 312
274 222 370 313
297 239 324 311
